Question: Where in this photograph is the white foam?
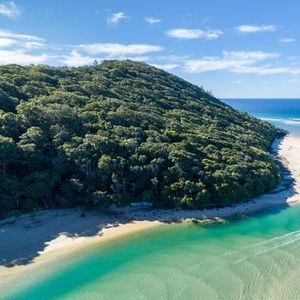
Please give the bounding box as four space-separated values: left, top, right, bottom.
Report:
262 117 300 125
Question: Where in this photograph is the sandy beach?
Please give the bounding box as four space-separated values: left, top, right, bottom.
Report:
1 134 300 283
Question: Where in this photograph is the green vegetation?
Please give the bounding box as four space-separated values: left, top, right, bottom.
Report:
0 60 280 217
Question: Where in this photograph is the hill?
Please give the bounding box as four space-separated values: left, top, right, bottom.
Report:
0 60 279 217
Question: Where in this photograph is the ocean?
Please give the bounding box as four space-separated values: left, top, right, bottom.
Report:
223 98 300 136
2 99 300 300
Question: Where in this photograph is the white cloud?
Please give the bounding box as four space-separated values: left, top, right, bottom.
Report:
145 17 161 24
107 12 127 24
236 25 276 33
0 1 20 18
186 57 231 72
0 29 48 65
0 29 44 41
184 50 299 75
224 51 279 61
0 30 45 50
157 54 190 62
62 44 163 66
234 65 300 75
0 49 48 65
60 51 150 67
151 63 179 71
76 43 164 56
280 38 295 43
0 37 16 47
22 41 45 49
60 50 95 66
166 28 223 40
0 28 165 66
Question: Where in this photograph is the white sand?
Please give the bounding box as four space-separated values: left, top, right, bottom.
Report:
0 134 299 283
278 135 300 203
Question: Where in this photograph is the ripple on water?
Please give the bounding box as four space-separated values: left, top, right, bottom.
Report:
4 206 300 300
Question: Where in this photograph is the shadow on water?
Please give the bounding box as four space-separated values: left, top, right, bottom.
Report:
0 136 297 268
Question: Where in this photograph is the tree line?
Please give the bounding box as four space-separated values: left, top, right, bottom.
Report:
0 60 280 217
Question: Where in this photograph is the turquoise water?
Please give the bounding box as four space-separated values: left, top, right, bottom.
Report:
4 206 300 300
3 99 300 300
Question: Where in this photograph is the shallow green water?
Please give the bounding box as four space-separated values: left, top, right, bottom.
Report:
3 203 300 300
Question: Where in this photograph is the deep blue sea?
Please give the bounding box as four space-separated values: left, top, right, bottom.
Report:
223 98 300 136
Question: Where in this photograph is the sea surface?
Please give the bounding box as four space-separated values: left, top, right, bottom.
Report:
3 99 300 300
224 98 300 136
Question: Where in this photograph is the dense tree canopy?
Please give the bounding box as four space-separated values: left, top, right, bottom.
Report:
0 60 280 217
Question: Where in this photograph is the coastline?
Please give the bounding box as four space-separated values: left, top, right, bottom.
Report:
1 134 300 284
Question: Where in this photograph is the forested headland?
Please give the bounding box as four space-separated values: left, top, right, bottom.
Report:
0 60 280 217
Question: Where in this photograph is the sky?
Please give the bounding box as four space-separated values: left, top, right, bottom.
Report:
0 0 300 98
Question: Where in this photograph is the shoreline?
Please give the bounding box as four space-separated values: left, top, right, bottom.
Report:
1 134 300 283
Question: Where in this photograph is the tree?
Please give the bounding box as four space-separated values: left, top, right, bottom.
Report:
0 136 17 174
0 61 279 216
